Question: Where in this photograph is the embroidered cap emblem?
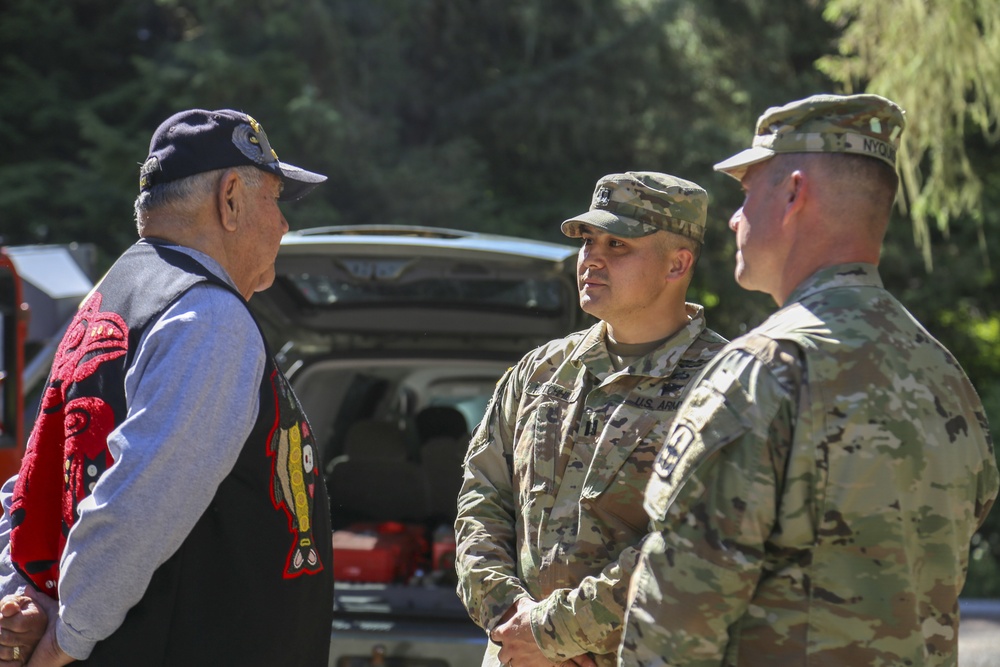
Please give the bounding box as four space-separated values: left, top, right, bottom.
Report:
232 114 279 165
594 186 612 208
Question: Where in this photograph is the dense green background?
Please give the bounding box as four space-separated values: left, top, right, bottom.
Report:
1 0 997 594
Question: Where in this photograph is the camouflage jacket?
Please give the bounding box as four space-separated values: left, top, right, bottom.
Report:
455 305 725 666
621 264 1000 667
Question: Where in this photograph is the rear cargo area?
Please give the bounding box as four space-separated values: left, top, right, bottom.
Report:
291 358 505 624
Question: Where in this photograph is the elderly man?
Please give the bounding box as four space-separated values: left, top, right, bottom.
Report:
620 94 999 666
0 109 333 666
456 172 727 667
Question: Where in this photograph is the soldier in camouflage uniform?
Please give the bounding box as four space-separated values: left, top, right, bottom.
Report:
620 94 1000 666
455 172 727 667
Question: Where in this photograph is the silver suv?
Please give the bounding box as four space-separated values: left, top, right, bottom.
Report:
249 225 584 666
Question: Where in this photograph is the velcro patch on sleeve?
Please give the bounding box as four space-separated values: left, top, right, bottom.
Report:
644 369 751 521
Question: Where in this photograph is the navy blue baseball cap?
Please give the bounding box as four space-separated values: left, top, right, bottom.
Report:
139 109 327 201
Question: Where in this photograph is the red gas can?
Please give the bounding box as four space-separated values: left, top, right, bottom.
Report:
332 522 427 583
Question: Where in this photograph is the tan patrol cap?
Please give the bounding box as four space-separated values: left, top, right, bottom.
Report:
714 93 906 181
561 171 708 242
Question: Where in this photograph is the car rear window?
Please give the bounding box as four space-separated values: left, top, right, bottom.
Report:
286 271 566 312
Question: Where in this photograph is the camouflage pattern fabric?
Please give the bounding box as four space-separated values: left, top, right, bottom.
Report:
715 93 906 181
560 172 708 242
455 306 726 666
620 264 1000 667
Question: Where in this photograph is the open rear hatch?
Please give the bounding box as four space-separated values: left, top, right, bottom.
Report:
250 225 582 368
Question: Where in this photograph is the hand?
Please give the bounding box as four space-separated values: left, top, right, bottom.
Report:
491 598 596 667
20 589 72 667
491 598 550 667
0 589 49 665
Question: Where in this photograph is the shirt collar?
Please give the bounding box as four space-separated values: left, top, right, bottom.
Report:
572 303 708 382
138 238 241 293
784 263 884 306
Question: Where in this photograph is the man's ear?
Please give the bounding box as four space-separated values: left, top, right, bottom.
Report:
217 169 242 232
785 169 808 220
666 247 695 282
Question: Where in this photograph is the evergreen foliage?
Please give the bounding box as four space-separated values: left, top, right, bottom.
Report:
820 0 1000 271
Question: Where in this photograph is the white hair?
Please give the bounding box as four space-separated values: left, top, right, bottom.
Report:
134 165 265 233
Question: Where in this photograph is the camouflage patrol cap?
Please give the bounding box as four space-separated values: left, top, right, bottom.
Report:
714 93 906 181
561 172 708 242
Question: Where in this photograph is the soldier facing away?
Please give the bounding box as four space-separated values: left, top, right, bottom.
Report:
620 94 1000 666
455 172 727 667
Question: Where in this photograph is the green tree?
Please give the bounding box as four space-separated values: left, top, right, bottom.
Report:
818 0 1000 271
0 0 168 260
